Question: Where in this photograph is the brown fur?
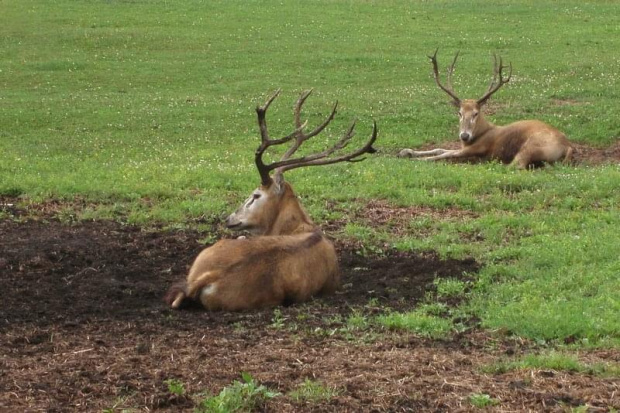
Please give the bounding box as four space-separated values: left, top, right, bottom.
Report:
400 50 574 169
165 88 378 311
400 100 574 169
165 181 339 311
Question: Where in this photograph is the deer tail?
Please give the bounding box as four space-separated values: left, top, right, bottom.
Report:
186 271 220 303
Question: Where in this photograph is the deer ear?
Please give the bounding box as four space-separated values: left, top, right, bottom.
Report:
273 172 286 194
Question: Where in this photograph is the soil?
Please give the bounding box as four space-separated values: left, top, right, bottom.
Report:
1 140 619 413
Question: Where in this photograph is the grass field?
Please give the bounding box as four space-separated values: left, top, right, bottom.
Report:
2 0 619 349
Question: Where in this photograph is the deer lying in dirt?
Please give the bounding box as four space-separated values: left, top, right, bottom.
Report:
165 89 377 311
399 50 573 168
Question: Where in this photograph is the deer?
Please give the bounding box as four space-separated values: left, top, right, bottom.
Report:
399 50 574 168
165 89 377 311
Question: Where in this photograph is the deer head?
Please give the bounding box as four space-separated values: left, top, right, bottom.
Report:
429 49 512 143
225 89 377 235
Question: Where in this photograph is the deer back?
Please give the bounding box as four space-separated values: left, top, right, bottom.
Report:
489 120 569 164
185 230 338 311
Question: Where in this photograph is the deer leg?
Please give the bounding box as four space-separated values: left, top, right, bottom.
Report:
420 149 464 161
165 281 189 309
509 153 531 169
171 292 185 308
399 148 451 158
563 146 575 164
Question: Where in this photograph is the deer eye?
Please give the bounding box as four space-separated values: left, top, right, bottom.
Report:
457 112 463 118
246 193 260 207
472 112 479 118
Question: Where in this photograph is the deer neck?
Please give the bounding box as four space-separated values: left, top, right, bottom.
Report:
472 114 495 141
265 187 316 236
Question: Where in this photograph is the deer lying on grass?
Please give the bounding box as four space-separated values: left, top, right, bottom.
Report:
165 89 377 311
399 50 573 168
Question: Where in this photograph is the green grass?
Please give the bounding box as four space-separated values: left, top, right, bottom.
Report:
434 278 469 299
1 0 619 346
482 352 620 378
288 379 339 403
376 310 453 339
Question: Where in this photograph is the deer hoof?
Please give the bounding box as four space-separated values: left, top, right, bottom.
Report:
398 149 415 158
171 292 186 309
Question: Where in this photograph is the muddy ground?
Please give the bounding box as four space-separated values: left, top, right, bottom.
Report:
1 146 619 412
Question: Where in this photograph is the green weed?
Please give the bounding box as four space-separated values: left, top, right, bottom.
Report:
196 373 280 413
270 308 286 330
164 378 186 396
469 393 500 408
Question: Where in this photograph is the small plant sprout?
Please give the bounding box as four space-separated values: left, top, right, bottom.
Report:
469 393 499 408
164 378 186 396
271 308 286 329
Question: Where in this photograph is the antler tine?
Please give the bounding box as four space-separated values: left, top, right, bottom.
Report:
274 120 378 175
255 90 377 183
255 89 308 186
428 48 461 106
294 89 314 129
277 121 356 174
477 54 513 105
484 54 500 94
282 90 339 162
445 50 460 93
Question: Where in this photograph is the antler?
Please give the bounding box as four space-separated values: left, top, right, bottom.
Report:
254 89 378 186
428 48 461 106
477 54 512 105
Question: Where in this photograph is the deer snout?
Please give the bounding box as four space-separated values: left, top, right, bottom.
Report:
225 214 242 229
459 132 471 142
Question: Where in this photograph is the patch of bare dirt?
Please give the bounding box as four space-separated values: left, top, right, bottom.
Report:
571 141 620 166
1 213 618 412
323 199 478 240
357 199 477 237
